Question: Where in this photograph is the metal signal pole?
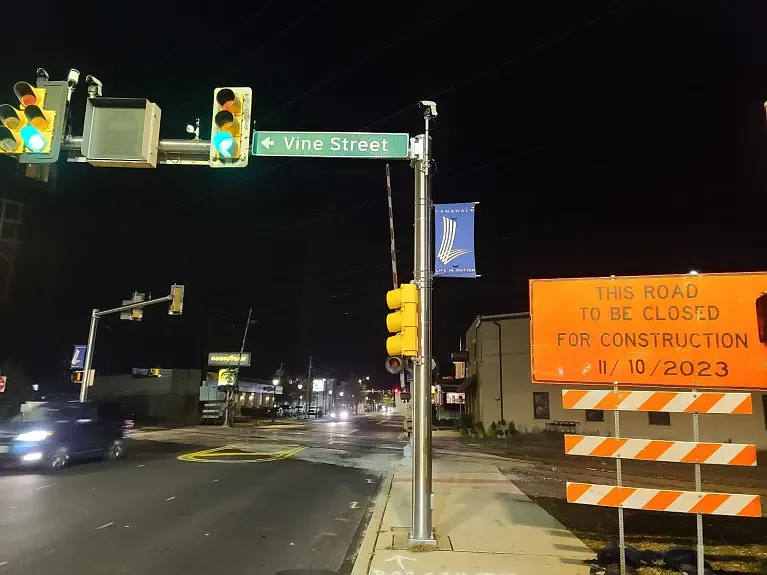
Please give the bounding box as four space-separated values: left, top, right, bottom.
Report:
224 307 253 428
409 102 436 545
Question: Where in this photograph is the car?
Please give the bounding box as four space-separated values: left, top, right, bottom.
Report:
0 400 130 470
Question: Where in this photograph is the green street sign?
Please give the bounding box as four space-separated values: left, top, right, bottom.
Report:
252 131 409 159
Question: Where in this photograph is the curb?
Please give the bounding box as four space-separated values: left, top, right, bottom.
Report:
350 464 396 575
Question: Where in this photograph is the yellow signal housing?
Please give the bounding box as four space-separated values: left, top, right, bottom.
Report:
209 87 252 168
0 84 55 155
386 283 419 357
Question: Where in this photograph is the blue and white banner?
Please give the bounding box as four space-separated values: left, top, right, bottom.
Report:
434 202 478 278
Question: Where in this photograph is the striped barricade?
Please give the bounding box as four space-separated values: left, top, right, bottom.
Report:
566 482 762 517
562 389 752 414
564 435 757 466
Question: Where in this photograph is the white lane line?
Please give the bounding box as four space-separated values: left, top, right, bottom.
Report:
165 496 176 501
36 485 53 490
349 501 360 509
137 464 145 468
212 479 219 483
0 561 8 567
95 522 114 530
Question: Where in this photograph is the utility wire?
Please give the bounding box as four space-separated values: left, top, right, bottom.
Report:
259 2 464 122
136 0 643 220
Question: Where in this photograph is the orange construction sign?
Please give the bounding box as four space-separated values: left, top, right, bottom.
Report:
530 272 767 389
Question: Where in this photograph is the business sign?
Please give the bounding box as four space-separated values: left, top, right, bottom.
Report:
217 368 237 386
529 272 767 389
208 352 251 367
274 385 283 395
434 202 477 278
71 345 87 370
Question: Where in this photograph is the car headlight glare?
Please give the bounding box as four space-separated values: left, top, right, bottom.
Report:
15 430 53 442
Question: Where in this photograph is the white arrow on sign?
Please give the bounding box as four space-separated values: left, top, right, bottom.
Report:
385 555 415 570
261 136 275 150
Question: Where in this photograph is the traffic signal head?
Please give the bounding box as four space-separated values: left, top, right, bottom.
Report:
0 78 67 162
209 87 252 168
386 283 419 357
169 284 185 315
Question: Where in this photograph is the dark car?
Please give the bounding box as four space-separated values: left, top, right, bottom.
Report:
0 400 129 470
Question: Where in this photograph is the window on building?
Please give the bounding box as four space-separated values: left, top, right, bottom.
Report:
763 395 767 430
533 392 550 420
648 412 671 426
585 409 604 422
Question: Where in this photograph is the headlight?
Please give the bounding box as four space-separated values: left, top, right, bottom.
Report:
15 430 53 442
330 412 336 418
340 411 349 420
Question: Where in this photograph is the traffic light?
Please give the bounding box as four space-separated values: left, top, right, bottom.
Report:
386 283 419 357
72 370 83 383
0 79 67 163
209 87 252 168
169 284 185 315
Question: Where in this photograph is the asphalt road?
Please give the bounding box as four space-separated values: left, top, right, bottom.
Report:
0 425 384 575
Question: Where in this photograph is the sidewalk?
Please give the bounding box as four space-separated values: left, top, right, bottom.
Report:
353 455 595 575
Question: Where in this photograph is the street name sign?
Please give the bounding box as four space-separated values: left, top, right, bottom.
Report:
252 131 409 159
529 272 767 390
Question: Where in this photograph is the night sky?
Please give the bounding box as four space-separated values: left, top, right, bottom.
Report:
1 0 767 388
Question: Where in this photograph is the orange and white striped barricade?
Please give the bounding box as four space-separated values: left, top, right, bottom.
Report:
561 389 752 414
561 387 759 575
564 435 757 466
566 482 762 517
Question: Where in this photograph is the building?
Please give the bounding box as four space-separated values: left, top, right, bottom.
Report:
459 313 767 449
92 368 201 425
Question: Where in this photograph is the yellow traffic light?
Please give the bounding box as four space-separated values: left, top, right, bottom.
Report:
72 371 84 383
209 87 252 168
386 283 419 357
169 284 185 315
0 81 57 157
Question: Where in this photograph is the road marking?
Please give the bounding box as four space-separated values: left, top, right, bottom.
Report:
349 501 360 509
0 561 8 567
137 464 145 468
178 445 305 464
165 496 176 501
386 555 416 569
95 522 114 530
36 484 52 490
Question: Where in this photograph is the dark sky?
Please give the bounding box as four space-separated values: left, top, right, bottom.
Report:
2 0 767 387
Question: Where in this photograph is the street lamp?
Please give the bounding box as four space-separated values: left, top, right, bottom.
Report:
297 384 303 390
272 378 279 385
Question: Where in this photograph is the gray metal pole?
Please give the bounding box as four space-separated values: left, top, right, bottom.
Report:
224 307 253 428
79 310 99 402
410 116 435 544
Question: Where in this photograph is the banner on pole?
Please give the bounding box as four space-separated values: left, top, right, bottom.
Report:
434 202 478 278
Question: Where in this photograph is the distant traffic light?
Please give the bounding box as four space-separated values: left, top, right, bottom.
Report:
72 370 84 383
209 87 252 168
169 284 185 315
386 283 419 357
0 78 67 162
